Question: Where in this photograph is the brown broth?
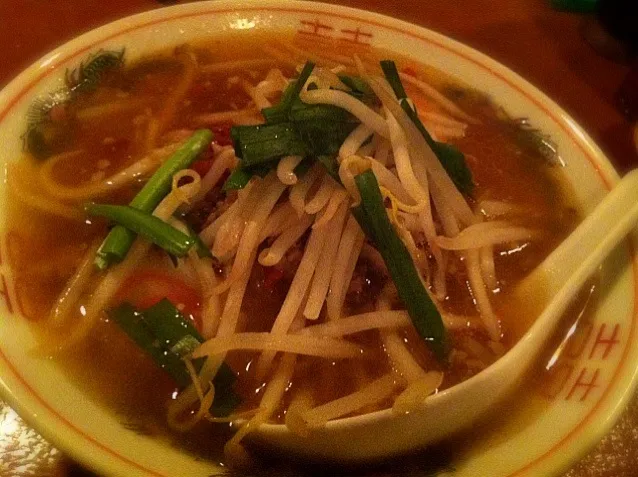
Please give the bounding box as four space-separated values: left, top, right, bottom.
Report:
5 32 587 467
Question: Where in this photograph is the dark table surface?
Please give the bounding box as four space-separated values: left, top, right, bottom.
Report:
0 1 636 476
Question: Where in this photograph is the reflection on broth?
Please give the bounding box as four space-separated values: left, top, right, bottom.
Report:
6 31 587 469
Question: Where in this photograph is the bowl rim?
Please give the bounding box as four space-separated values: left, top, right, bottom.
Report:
0 1 636 476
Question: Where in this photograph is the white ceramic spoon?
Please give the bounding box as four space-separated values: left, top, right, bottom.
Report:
253 169 638 462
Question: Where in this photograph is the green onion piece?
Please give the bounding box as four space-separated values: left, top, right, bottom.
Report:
380 60 474 195
381 60 440 148
143 299 203 353
223 156 312 192
290 61 316 97
108 300 240 416
228 113 354 187
86 204 195 257
315 155 376 238
230 125 244 158
222 162 274 191
233 123 308 168
337 74 378 105
354 169 447 360
288 101 359 157
95 129 213 270
95 227 136 271
107 303 193 387
142 299 240 417
223 167 252 191
288 102 353 123
191 230 213 259
380 60 408 100
431 142 474 195
317 155 340 182
261 61 315 123
293 156 313 177
131 130 214 211
294 117 358 157
183 223 212 259
403 102 474 194
142 299 239 416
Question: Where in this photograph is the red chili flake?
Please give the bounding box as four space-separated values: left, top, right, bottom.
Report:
402 66 417 77
263 266 285 291
210 122 233 147
190 83 208 97
191 159 215 176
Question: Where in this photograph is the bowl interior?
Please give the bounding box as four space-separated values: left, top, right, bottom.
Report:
0 1 636 476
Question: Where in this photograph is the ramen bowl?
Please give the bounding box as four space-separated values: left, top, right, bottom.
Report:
0 1 636 476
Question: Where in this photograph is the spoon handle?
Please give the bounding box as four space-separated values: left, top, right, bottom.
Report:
535 168 638 291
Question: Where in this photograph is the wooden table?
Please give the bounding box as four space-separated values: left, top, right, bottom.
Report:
0 1 636 475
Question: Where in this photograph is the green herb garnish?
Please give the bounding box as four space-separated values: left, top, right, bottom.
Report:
232 123 308 167
223 61 362 190
86 204 196 258
108 299 240 417
261 61 316 123
94 129 213 269
337 74 378 105
354 169 447 360
380 60 474 195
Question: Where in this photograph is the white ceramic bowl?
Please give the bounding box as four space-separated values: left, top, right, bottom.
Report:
0 1 636 476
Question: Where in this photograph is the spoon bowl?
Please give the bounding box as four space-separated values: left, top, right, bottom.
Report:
254 169 638 461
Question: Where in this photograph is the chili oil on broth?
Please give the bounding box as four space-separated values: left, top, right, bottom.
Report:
4 31 585 468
